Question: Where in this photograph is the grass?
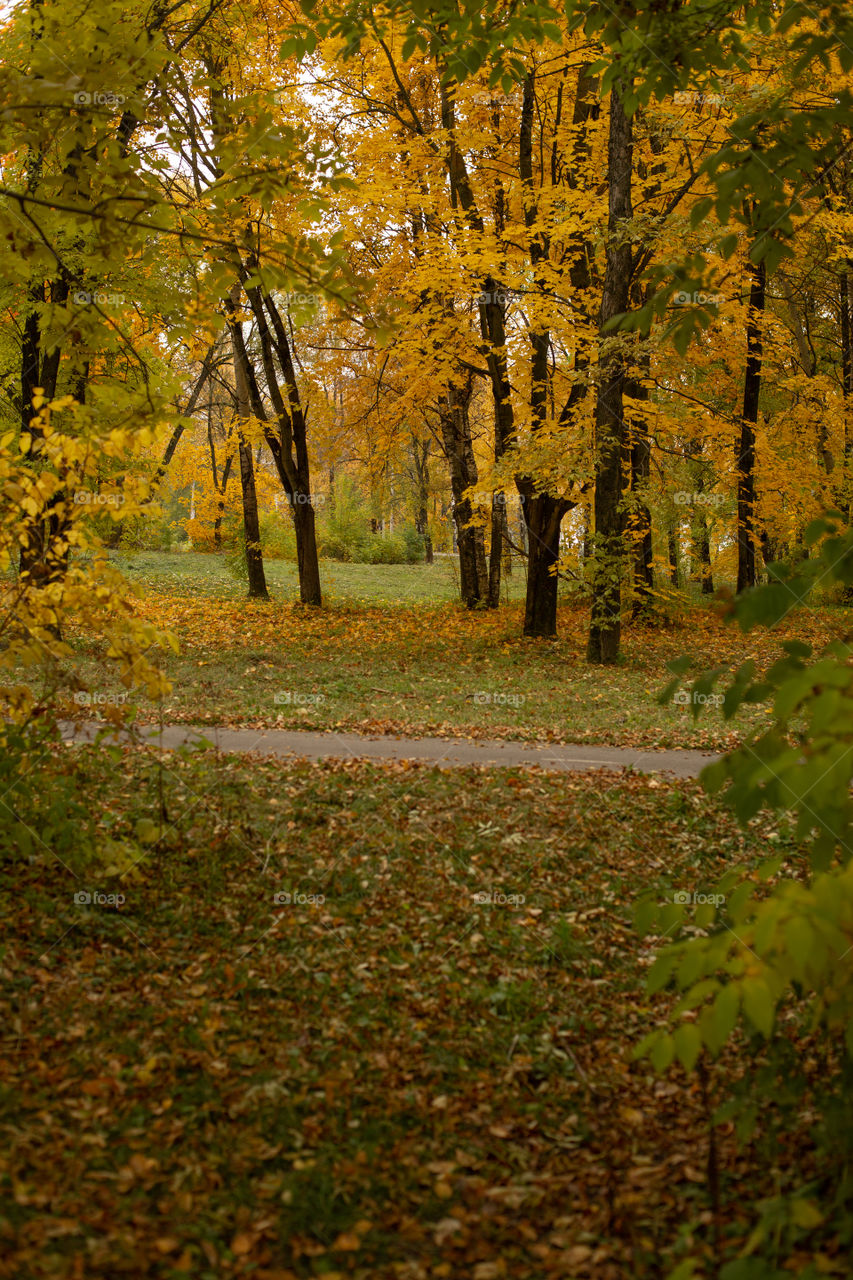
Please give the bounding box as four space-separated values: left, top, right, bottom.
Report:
0 743 813 1279
54 551 852 750
114 549 531 604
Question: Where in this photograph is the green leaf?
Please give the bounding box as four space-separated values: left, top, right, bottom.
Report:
741 977 775 1037
673 1022 702 1073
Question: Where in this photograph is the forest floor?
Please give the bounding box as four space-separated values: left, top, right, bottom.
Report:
2 746 817 1280
54 550 851 751
4 553 846 1278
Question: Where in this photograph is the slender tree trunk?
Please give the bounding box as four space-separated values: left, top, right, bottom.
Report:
668 525 680 587
626 378 653 617
411 434 434 562
737 256 766 593
488 496 504 606
698 516 713 593
841 266 853 520
213 454 233 551
587 81 633 664
231 323 268 600
438 379 488 607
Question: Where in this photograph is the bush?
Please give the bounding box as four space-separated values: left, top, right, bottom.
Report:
365 533 408 564
259 510 296 560
316 479 423 564
401 523 426 563
637 511 853 1272
317 478 371 562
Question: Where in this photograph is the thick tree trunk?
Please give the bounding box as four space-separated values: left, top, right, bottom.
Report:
523 496 563 636
737 257 766 593
587 82 633 664
292 501 323 604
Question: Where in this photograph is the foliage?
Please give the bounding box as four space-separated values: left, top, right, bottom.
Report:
1 748 813 1277
638 511 853 1270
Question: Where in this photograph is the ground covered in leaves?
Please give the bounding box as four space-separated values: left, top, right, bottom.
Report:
0 745 817 1279
54 552 851 751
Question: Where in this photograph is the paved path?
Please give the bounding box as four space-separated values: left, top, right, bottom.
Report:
65 722 719 778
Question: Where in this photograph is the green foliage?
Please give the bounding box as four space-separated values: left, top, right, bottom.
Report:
317 479 423 563
259 510 297 560
641 511 853 1270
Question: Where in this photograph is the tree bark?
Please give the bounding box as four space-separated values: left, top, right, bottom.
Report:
737 256 766 593
438 376 488 606
587 81 633 664
231 323 269 600
841 265 853 519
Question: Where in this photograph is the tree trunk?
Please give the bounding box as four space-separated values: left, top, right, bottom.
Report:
438 378 488 607
841 266 853 520
737 256 766 593
626 380 653 617
231 337 269 599
523 496 563 636
668 525 680 587
488 495 505 606
587 81 633 664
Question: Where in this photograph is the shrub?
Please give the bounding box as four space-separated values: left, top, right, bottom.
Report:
637 511 853 1272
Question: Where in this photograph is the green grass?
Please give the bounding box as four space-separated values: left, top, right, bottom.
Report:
0 745 808 1278
54 551 851 751
114 549 532 604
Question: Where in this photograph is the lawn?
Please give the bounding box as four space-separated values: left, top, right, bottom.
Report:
55 551 851 751
1 743 814 1279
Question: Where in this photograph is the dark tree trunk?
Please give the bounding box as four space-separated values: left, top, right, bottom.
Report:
232 331 269 600
237 437 268 599
230 284 322 605
522 496 564 637
626 379 653 617
668 525 680 587
697 516 714 593
841 266 853 520
587 82 633 664
737 256 766 593
411 433 434 562
488 495 505 606
438 378 488 607
292 501 322 603
213 454 233 551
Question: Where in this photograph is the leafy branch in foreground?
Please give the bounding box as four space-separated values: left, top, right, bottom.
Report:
639 511 853 1274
